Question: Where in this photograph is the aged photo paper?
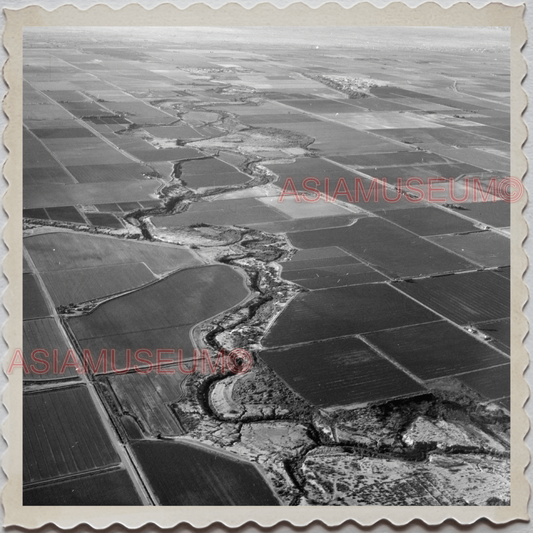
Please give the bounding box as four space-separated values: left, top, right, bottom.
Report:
1 2 529 529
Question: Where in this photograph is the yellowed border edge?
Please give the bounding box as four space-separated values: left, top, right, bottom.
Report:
2 2 529 528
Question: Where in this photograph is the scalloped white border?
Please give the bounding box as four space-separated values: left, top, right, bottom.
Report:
1 2 529 529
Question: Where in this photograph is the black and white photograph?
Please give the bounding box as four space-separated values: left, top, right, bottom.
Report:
14 19 520 514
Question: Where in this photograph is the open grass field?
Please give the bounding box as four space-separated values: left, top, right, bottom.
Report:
23 318 79 381
263 283 439 348
394 271 510 325
23 385 120 484
25 232 201 275
23 180 161 209
363 321 508 381
131 440 280 505
41 262 156 306
44 206 86 224
23 274 51 320
260 336 424 407
68 265 249 341
23 467 143 506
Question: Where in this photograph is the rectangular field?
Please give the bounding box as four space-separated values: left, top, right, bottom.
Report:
363 321 509 381
260 336 425 408
287 218 475 278
102 371 189 437
74 326 195 375
23 318 79 381
475 318 510 355
376 206 478 236
23 385 120 484
41 262 156 306
23 274 51 320
456 365 510 401
263 283 439 348
68 265 249 341
453 201 510 228
66 163 148 184
394 271 510 325
23 180 161 210
131 440 280 505
427 231 510 268
25 232 201 275
23 467 143 506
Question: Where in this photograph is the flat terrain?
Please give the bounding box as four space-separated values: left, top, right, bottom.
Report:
22 27 511 506
25 232 201 275
23 385 120 484
260 337 425 408
131 440 280 505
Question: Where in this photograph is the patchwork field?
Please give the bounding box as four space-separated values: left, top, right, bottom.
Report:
260 337 425 408
263 283 439 347
23 26 511 507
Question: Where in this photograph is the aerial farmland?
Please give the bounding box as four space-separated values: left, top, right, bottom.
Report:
22 27 511 506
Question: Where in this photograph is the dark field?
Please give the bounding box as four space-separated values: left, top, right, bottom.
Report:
260 337 425 407
23 468 143 506
23 274 51 320
363 321 508 381
44 206 86 224
85 213 123 228
23 318 79 381
376 206 478 236
131 441 280 505
23 385 120 483
263 283 439 347
394 271 510 325
287 218 475 278
456 365 510 402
